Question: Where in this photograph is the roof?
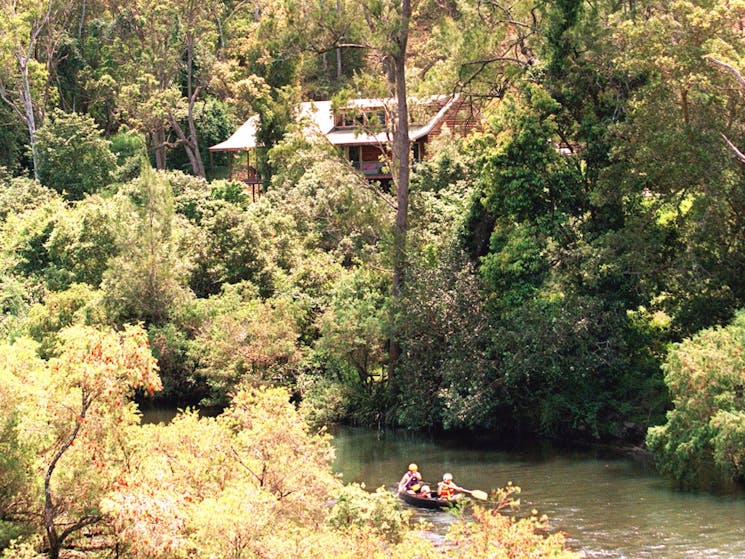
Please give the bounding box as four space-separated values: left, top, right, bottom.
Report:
208 95 461 152
208 115 260 151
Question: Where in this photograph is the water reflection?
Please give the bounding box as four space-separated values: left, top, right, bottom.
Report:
330 426 745 559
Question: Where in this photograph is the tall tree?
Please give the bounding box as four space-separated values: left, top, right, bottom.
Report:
0 0 70 179
365 0 414 373
102 165 191 325
108 0 219 175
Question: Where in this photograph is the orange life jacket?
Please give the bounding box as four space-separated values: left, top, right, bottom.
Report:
438 481 455 499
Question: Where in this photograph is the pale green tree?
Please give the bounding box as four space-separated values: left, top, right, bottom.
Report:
34 109 116 198
102 165 192 325
188 288 304 404
101 386 339 559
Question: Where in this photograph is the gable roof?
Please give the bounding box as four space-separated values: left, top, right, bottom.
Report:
208 115 260 151
209 94 463 152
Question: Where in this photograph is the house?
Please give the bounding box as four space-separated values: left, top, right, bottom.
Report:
208 94 479 189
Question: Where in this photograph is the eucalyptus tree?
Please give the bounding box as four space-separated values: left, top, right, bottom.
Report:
107 0 221 175
0 0 72 179
704 55 745 163
607 0 745 336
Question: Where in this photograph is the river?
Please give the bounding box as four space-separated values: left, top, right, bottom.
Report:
330 426 745 559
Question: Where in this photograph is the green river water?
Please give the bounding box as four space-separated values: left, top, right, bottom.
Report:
330 426 745 559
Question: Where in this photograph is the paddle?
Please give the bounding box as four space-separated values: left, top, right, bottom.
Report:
460 488 488 501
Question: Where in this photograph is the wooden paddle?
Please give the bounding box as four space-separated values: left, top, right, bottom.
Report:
461 488 488 501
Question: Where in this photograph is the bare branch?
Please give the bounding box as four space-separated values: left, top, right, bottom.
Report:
230 445 263 485
704 56 745 163
334 42 371 50
462 56 530 68
704 55 745 88
722 133 745 163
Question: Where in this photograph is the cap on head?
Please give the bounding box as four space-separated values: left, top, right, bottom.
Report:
408 463 418 472
443 473 453 481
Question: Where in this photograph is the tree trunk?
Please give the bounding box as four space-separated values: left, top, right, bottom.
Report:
388 0 412 378
44 395 88 559
152 127 167 169
336 0 343 79
184 34 205 177
185 94 205 177
0 1 53 182
19 54 40 180
167 108 206 178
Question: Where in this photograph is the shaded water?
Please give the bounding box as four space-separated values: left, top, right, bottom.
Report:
330 426 745 559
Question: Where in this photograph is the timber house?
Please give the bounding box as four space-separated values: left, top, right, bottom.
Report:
209 94 480 190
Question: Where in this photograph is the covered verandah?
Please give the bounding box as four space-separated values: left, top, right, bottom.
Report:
208 115 262 201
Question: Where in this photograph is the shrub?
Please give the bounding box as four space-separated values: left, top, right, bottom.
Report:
329 484 411 543
646 310 745 486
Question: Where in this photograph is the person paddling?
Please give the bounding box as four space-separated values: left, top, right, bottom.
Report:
398 463 422 493
437 472 464 500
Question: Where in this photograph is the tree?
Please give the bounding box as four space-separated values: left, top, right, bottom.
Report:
315 268 391 422
1 324 160 559
24 282 106 358
162 0 221 177
396 249 497 430
0 194 67 286
0 0 70 179
189 288 304 405
0 104 27 172
109 126 149 183
607 0 745 336
34 109 116 199
0 174 58 222
102 165 192 325
102 385 339 559
703 56 745 163
0 339 37 549
184 198 268 298
267 129 389 261
107 0 219 174
646 310 745 487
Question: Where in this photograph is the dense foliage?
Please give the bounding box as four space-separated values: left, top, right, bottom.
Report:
646 310 745 487
0 4 743 554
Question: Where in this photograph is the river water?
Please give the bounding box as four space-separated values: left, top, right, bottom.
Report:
330 426 745 559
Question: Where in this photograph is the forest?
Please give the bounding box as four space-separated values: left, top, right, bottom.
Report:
1 0 744 557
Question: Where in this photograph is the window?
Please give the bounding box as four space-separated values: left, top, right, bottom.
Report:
347 145 360 168
411 142 422 163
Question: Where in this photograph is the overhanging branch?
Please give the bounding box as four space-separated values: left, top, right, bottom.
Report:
722 133 745 163
704 55 745 88
704 56 745 163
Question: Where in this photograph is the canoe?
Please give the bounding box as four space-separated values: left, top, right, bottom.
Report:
398 490 462 509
